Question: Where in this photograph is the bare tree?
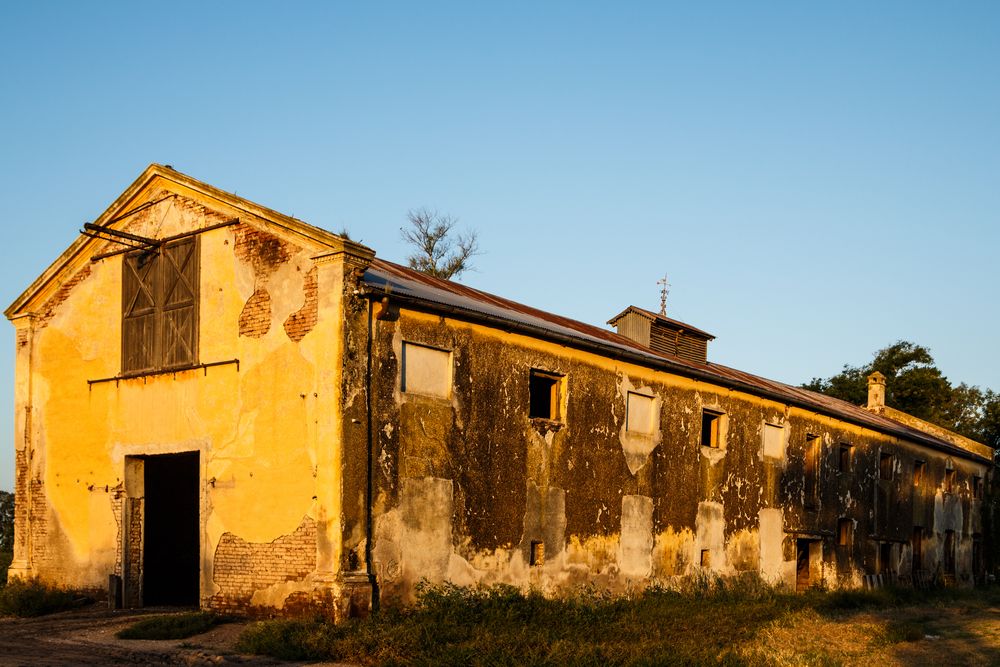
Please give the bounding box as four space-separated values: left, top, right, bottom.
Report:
400 208 481 280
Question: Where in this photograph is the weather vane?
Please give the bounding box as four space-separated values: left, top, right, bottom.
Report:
657 274 670 316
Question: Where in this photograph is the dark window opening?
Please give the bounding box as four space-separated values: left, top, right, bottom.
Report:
142 452 200 606
804 435 821 509
700 549 711 569
973 476 984 500
701 410 722 448
944 530 956 575
795 539 811 592
913 461 926 488
528 370 562 421
879 542 894 576
839 444 853 473
122 238 199 374
529 540 545 566
945 469 956 494
837 519 853 547
911 527 923 574
879 453 894 481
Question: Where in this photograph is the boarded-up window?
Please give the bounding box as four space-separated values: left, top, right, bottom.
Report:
626 392 655 435
122 238 199 373
401 342 452 398
762 423 785 459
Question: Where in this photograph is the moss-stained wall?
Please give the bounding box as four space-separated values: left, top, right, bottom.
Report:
364 307 990 603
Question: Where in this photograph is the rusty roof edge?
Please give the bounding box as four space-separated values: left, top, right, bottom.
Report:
362 281 992 465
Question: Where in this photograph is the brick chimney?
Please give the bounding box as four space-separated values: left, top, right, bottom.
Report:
867 372 886 412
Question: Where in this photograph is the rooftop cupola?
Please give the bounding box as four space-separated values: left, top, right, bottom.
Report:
608 306 715 364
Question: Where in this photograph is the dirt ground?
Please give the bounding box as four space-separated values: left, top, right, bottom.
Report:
0 605 349 667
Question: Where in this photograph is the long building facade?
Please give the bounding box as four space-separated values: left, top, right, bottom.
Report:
6 165 993 616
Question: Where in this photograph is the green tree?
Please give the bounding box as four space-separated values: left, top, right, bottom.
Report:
802 341 1000 451
400 208 480 280
0 491 13 554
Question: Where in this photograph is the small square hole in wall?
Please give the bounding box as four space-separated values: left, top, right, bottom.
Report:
529 540 545 566
701 410 723 448
839 444 853 473
700 549 711 568
529 370 562 421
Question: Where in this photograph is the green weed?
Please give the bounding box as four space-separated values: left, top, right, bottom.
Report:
0 577 83 617
116 611 223 640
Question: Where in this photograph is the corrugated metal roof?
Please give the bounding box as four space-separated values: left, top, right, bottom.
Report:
363 259 991 463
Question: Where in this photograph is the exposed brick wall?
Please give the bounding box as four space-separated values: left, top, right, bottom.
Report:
13 449 28 558
239 288 272 338
234 225 291 280
110 485 124 578
209 517 317 613
283 267 318 342
28 475 48 571
35 264 92 329
124 498 143 608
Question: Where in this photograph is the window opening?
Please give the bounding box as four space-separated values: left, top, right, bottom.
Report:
122 238 199 374
701 410 722 448
973 475 984 500
804 435 821 509
839 444 853 473
529 370 562 421
879 453 894 481
626 392 656 435
913 461 926 488
945 468 956 494
762 423 785 459
700 549 711 569
529 540 545 566
837 519 853 547
401 342 452 398
879 543 893 576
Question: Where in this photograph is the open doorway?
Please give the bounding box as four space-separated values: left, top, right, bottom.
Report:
796 539 810 592
143 452 200 606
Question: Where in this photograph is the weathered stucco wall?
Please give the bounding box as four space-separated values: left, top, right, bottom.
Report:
363 307 990 603
8 176 364 614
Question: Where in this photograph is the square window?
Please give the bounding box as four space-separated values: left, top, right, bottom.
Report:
837 518 853 547
839 444 853 473
701 410 723 448
762 423 785 459
913 461 926 488
879 453 894 481
401 342 452 398
529 370 562 421
626 392 656 435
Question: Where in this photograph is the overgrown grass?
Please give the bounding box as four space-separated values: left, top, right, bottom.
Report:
116 611 223 640
236 577 1000 666
0 577 83 617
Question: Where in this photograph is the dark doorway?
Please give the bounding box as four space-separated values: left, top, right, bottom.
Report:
944 530 956 576
143 452 200 606
796 539 810 592
879 542 894 577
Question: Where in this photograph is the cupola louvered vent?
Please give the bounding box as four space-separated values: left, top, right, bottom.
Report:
608 306 714 364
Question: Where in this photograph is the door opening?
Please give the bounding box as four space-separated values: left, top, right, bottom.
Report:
143 452 200 606
796 539 811 592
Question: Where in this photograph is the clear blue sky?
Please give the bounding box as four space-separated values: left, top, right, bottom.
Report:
1 2 998 491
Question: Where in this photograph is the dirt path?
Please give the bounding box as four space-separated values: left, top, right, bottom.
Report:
0 605 295 666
